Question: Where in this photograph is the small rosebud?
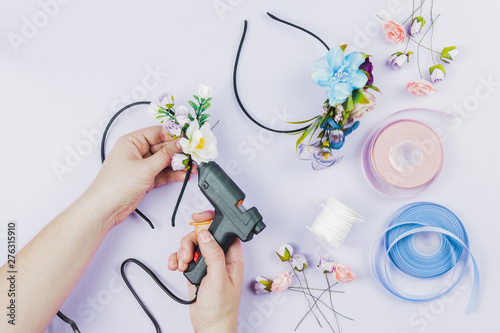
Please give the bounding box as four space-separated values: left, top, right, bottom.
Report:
158 91 174 109
171 153 189 171
388 52 412 69
276 244 293 262
254 276 272 294
270 272 293 293
318 257 335 274
410 16 426 36
429 64 446 83
440 46 458 64
290 254 308 272
198 84 212 99
333 264 356 283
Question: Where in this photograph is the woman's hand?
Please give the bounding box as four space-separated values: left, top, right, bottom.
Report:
168 211 244 333
86 125 197 228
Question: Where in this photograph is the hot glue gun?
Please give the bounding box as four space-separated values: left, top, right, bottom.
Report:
184 161 266 286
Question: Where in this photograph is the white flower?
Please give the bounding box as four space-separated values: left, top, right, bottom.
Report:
276 244 293 262
318 257 335 274
179 120 218 164
430 64 446 83
198 84 212 99
147 102 160 114
349 89 376 120
158 91 174 108
440 46 458 63
254 276 272 294
388 52 411 69
171 153 189 171
290 254 308 272
175 105 191 127
410 16 425 36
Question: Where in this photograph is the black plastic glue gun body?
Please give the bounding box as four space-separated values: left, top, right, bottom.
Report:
184 161 266 286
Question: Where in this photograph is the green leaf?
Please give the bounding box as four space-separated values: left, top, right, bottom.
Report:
193 95 200 103
295 117 322 151
188 101 198 111
200 98 206 104
166 103 174 109
340 44 347 52
366 85 381 94
287 116 319 125
340 95 354 128
188 113 195 121
201 102 211 111
352 89 370 104
200 114 209 122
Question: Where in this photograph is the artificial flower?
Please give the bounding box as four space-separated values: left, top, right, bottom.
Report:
179 119 218 164
321 117 341 131
175 105 191 127
171 153 189 171
147 102 160 115
381 19 406 43
388 52 412 70
329 129 345 150
198 84 212 99
406 79 436 96
311 148 343 171
158 91 174 108
320 105 329 117
349 90 376 120
358 57 374 86
429 64 446 83
254 276 272 294
163 121 182 137
290 254 308 272
310 47 369 106
276 244 294 262
440 46 458 63
318 257 335 274
333 264 356 283
333 105 343 123
410 16 426 36
271 272 293 293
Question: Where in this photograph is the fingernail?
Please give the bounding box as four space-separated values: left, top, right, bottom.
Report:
168 260 175 267
175 140 182 149
199 230 212 243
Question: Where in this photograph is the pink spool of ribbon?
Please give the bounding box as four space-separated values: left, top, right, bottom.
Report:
362 109 451 198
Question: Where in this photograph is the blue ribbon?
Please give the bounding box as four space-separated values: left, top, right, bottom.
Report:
371 202 480 313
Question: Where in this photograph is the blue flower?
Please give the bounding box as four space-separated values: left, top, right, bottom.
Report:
329 129 345 150
321 118 341 131
311 47 369 106
312 148 343 170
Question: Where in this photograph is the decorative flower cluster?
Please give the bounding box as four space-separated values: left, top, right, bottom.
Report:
148 84 218 169
254 244 355 331
380 0 458 96
296 45 379 171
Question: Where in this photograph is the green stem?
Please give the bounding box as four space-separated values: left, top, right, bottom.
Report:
407 37 440 53
302 271 335 333
429 0 436 65
289 287 344 293
327 275 341 333
415 14 441 79
289 263 322 329
402 0 427 24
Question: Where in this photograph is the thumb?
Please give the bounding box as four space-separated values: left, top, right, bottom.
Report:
144 139 182 175
197 230 228 283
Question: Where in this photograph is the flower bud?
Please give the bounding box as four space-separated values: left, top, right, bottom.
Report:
388 52 412 69
429 64 446 83
276 244 293 262
290 254 308 272
158 91 174 109
254 276 272 294
440 46 458 63
318 257 335 274
410 16 425 36
198 84 212 99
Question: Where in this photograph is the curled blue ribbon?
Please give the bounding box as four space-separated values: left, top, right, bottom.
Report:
371 202 480 313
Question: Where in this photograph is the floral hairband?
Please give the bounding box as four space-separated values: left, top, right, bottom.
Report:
233 13 379 171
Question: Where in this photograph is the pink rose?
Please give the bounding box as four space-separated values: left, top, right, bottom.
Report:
271 272 293 292
333 264 356 283
381 20 405 43
406 79 436 96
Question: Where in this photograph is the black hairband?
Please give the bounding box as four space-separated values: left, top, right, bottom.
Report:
233 12 330 134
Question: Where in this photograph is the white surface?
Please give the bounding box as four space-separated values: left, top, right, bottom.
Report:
1 1 499 332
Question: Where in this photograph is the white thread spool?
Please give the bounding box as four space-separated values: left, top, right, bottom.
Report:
307 198 364 248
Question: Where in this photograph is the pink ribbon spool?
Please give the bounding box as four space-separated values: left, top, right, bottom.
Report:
362 117 444 198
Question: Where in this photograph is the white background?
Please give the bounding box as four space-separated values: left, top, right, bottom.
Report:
1 0 500 332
